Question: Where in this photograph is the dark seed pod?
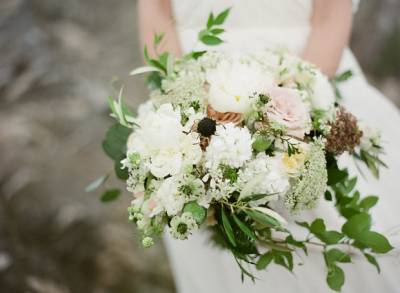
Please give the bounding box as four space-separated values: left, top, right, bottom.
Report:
197 117 217 137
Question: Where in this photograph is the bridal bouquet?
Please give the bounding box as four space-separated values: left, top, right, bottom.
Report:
91 9 392 292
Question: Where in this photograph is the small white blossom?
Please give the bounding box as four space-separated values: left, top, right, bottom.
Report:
205 123 252 169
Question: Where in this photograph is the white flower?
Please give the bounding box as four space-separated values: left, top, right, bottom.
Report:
150 176 186 217
127 103 202 178
205 123 252 169
237 153 290 206
169 212 198 240
206 58 274 113
359 123 381 151
310 72 336 113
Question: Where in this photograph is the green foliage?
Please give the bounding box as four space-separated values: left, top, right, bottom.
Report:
252 135 273 152
183 202 207 225
232 214 257 242
221 208 237 247
364 253 380 273
256 251 273 270
353 149 387 179
199 8 230 46
305 218 344 245
331 70 353 100
102 124 132 161
326 264 345 292
100 189 121 202
244 209 281 229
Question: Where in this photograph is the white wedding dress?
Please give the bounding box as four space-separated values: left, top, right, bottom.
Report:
164 1 400 292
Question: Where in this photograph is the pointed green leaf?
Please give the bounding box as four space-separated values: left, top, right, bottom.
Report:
200 35 223 45
214 8 231 25
364 253 381 273
326 264 345 292
342 213 371 239
256 252 273 270
232 214 257 242
221 208 237 247
357 231 393 253
101 189 121 202
360 196 379 211
325 249 351 264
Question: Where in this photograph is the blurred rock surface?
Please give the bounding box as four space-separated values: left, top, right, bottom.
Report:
0 0 398 292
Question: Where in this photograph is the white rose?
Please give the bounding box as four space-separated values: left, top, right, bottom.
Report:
206 59 274 113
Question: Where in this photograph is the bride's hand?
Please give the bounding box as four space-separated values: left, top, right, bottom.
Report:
138 0 182 59
302 0 353 77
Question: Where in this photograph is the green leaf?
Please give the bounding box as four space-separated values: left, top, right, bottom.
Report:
232 214 257 242
191 50 207 60
221 208 237 247
325 249 351 264
364 253 381 273
273 251 294 271
360 196 379 211
85 175 109 192
245 209 281 229
342 213 371 239
214 8 231 25
200 35 223 45
357 231 393 253
102 124 132 161
345 177 357 193
256 252 273 270
319 231 344 245
326 264 345 292
183 202 207 224
206 13 214 29
240 193 271 203
327 168 348 185
101 189 121 202
210 28 225 35
153 32 165 47
252 136 273 152
334 70 353 83
296 221 311 230
310 218 326 235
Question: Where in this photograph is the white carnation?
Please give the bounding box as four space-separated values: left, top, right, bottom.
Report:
205 123 252 169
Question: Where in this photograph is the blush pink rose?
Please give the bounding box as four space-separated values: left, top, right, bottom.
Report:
265 87 310 139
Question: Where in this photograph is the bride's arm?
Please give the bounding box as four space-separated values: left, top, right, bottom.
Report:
302 0 353 77
137 0 182 58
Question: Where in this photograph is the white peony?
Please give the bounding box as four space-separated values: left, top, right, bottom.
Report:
127 103 202 178
205 123 253 169
310 72 336 113
206 59 274 113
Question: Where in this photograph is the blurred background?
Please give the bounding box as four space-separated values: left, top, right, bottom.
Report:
0 0 399 292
